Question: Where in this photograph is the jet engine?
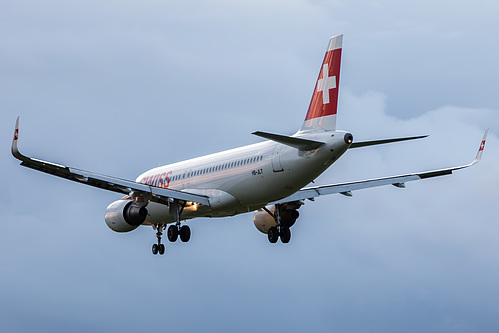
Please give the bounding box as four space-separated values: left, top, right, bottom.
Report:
105 199 148 232
253 205 300 234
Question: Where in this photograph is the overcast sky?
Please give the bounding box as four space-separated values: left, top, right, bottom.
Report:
1 1 498 332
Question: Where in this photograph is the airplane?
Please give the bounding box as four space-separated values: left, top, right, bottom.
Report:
11 35 488 255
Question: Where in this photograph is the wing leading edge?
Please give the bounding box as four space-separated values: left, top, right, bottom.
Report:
271 129 489 204
11 117 210 206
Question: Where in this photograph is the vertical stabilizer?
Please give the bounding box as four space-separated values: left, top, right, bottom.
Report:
300 35 343 132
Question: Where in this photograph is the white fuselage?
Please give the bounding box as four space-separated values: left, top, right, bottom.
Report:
136 130 351 224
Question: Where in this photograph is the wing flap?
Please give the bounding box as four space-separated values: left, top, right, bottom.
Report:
273 175 420 203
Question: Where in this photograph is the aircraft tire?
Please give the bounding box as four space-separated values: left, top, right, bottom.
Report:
268 227 279 243
159 244 165 255
280 227 291 243
180 225 191 242
167 225 179 242
152 244 158 255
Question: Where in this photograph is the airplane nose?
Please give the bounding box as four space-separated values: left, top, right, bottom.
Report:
344 133 353 144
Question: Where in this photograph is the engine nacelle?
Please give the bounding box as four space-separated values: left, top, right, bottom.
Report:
253 205 300 234
253 207 277 234
105 199 148 233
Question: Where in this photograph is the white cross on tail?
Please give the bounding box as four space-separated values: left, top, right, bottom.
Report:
316 63 336 104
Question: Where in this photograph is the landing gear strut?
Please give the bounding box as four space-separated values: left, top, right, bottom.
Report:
264 204 292 244
151 200 193 255
168 200 191 243
268 226 279 243
152 224 166 255
151 200 191 255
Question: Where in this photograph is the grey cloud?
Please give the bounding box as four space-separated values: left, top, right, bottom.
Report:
1 1 498 332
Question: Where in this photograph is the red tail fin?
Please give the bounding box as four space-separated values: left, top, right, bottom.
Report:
301 35 343 132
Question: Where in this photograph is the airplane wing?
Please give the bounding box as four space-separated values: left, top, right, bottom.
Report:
271 129 488 204
11 117 210 206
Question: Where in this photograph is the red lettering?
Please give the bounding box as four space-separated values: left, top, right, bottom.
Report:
159 172 166 186
142 171 173 188
164 171 172 188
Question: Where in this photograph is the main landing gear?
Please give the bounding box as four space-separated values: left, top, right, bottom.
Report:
264 204 295 244
167 224 191 242
151 223 191 255
151 199 191 255
267 225 291 243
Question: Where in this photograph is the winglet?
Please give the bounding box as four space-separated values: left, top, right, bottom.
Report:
472 128 488 165
11 116 24 161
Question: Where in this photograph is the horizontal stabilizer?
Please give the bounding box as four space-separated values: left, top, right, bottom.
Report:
252 131 325 150
350 135 428 148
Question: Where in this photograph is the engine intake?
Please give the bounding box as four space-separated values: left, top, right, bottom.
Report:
105 200 148 233
124 202 148 226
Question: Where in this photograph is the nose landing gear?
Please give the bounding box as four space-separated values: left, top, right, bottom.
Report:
152 224 166 255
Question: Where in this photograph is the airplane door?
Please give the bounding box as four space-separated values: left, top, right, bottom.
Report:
271 145 284 172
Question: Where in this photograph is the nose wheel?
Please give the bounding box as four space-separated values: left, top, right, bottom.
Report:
152 243 165 255
152 224 166 255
